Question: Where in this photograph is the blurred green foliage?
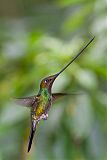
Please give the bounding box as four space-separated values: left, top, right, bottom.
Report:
0 0 107 160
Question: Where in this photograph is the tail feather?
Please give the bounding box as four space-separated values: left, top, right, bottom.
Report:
27 121 37 152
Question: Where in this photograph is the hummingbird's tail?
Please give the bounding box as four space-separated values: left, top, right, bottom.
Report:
28 120 38 152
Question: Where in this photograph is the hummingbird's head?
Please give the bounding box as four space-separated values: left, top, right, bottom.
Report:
40 74 58 91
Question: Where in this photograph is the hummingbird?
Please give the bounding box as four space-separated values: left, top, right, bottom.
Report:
14 36 95 152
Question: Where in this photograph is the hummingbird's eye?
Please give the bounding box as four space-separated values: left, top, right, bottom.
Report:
44 79 48 84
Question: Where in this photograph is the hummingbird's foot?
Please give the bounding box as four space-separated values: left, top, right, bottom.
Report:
42 113 48 120
37 113 48 122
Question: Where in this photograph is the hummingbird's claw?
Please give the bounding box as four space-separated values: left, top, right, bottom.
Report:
37 113 48 122
42 113 48 120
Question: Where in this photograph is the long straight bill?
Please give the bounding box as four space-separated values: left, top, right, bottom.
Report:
56 36 95 76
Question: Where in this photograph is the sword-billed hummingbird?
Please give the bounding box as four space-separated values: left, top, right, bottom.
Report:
14 36 95 152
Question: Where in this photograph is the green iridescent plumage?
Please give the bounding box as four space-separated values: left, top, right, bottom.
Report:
33 88 51 119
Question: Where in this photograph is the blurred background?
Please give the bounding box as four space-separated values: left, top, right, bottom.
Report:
0 0 107 160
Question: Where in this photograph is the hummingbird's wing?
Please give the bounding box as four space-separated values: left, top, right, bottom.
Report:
13 96 36 107
28 120 38 152
52 93 78 102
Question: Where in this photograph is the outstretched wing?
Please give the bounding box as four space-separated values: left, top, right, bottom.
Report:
13 96 36 107
52 93 71 102
52 93 80 102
